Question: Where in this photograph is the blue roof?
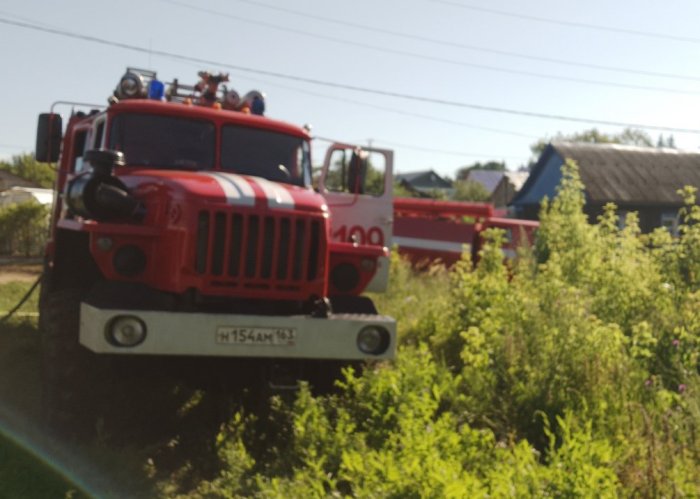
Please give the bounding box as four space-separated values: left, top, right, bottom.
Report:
466 170 504 194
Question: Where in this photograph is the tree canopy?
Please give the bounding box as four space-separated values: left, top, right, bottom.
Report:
0 154 55 188
529 127 654 164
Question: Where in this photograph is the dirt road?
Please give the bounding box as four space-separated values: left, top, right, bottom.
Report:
0 263 42 284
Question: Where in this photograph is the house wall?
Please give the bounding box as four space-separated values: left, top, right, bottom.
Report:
516 153 564 205
491 178 518 208
586 204 681 234
511 153 564 219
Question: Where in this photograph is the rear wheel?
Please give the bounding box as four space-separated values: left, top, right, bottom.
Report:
40 288 102 438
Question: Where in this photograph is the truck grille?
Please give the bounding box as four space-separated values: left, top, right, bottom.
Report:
195 210 324 292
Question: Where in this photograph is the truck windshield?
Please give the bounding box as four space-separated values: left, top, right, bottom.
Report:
221 125 311 187
109 114 215 170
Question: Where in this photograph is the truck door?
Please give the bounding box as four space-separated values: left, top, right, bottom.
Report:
318 143 393 292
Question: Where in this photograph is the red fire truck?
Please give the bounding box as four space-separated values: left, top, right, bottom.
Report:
35 68 397 433
393 198 538 267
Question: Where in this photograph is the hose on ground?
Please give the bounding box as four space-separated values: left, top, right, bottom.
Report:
0 274 43 325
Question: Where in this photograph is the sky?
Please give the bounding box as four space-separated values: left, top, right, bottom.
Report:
1 0 699 178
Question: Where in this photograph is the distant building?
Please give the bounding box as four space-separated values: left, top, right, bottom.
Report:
466 170 529 208
510 142 700 233
0 186 54 207
465 170 503 195
0 170 39 191
396 170 453 197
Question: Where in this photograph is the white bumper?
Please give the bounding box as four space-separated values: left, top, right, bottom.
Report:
79 303 396 360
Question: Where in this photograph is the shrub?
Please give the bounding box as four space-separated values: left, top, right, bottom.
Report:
0 201 49 257
178 160 700 497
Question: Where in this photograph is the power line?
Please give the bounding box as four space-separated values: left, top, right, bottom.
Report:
363 139 530 161
210 67 539 140
224 0 700 83
2 16 700 135
159 0 700 96
313 135 529 160
432 0 700 45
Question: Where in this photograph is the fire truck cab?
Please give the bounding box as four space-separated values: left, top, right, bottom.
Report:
36 68 396 432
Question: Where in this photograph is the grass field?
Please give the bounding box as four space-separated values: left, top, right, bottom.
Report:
0 277 241 498
0 430 87 499
0 276 88 498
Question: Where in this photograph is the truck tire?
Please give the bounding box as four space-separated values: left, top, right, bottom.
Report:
40 288 101 438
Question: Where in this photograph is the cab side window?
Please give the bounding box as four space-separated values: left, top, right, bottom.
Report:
325 149 386 196
72 130 88 172
93 120 105 149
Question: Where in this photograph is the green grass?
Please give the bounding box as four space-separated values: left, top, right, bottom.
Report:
0 431 88 499
0 280 40 316
0 281 89 498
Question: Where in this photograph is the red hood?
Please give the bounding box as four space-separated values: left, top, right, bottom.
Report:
116 168 327 215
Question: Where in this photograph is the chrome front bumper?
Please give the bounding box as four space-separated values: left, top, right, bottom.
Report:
79 303 396 360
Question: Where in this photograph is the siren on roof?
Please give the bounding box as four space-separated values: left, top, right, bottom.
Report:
110 68 265 114
114 68 160 100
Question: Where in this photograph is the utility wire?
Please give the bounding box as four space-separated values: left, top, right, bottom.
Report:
204 65 539 140
432 0 700 45
313 135 529 160
222 0 700 83
159 0 700 96
2 16 700 135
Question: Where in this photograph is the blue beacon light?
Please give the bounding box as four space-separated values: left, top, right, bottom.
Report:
251 96 265 116
148 79 165 100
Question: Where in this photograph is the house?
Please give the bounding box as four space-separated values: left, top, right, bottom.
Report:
467 170 529 208
0 169 38 191
465 170 504 196
490 171 529 208
0 186 54 207
395 169 453 197
510 142 700 233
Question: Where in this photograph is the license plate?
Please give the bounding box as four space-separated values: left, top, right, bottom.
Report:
215 326 296 346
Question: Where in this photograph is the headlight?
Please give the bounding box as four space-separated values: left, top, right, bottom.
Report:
331 263 360 292
113 245 147 276
356 326 390 355
106 315 147 347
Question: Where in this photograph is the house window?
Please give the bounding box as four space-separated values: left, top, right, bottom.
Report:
617 210 629 230
661 211 679 236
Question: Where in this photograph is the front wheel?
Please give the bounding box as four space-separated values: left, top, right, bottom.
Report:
40 288 102 438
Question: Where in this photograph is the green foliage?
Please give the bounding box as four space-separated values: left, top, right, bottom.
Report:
451 179 491 202
0 432 86 498
177 159 700 497
0 201 49 256
0 154 55 188
392 180 416 198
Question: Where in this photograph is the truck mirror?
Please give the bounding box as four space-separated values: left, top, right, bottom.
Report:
35 113 63 163
347 151 368 194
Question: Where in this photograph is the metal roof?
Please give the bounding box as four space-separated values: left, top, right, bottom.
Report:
517 142 700 206
465 170 504 193
395 170 451 188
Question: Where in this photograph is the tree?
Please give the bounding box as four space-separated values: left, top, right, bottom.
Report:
656 135 676 149
0 153 55 188
529 128 653 166
451 179 490 202
0 201 49 256
455 160 506 181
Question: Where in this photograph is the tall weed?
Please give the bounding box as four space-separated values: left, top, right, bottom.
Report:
181 160 699 497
